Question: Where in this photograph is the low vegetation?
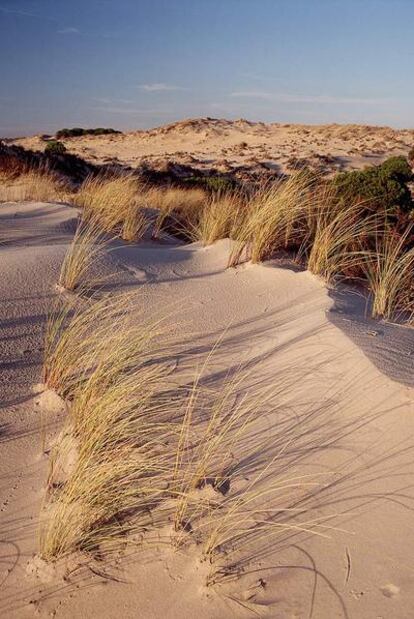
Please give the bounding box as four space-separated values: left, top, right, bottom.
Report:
41 293 331 586
364 226 414 322
55 127 121 139
2 147 413 324
73 175 148 242
334 156 413 213
43 293 165 399
0 168 66 203
183 175 236 193
149 186 206 238
45 140 67 156
36 153 414 592
58 217 107 292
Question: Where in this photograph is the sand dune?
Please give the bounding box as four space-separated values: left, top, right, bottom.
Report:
0 200 414 618
12 117 414 179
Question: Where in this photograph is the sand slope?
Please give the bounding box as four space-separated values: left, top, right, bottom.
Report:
1 202 414 618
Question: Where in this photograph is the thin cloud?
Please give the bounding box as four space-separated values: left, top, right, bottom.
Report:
91 105 167 115
139 83 186 92
57 27 80 35
230 91 391 105
0 6 37 17
93 97 134 105
0 5 57 22
230 91 274 100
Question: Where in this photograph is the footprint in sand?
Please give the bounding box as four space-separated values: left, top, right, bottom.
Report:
380 583 400 598
118 263 151 283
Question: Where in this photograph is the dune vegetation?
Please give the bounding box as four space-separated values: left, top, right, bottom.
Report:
0 142 406 600
0 168 66 203
1 154 413 325
57 217 108 292
73 175 149 242
40 289 333 588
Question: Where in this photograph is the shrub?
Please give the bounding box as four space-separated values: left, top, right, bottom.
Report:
334 156 413 213
55 127 121 139
183 175 236 193
408 146 414 166
45 140 67 156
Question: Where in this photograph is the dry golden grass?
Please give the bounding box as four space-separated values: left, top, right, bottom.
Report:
167 369 335 585
0 168 66 203
307 200 381 283
74 175 148 242
41 367 171 559
43 294 121 397
58 217 108 292
188 190 245 245
121 204 148 242
41 311 335 585
364 226 414 322
41 291 174 559
228 173 317 267
149 186 206 237
42 172 411 577
43 293 165 398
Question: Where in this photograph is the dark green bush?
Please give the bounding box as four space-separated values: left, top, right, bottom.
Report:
55 127 121 139
334 156 413 213
45 140 67 155
183 175 236 193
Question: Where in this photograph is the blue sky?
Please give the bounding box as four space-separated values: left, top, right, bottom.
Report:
1 0 413 136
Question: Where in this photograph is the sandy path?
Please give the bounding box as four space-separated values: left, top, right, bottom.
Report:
1 202 414 618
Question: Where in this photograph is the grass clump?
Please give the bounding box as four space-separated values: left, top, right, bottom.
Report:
74 175 148 242
364 226 414 322
149 186 206 238
307 200 380 283
43 293 165 398
41 291 171 559
0 168 66 203
41 365 170 560
41 314 333 586
187 190 245 245
58 217 107 292
229 172 317 266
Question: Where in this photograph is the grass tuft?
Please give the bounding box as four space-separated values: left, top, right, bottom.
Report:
58 217 108 292
74 175 148 242
307 200 381 283
228 173 317 267
364 226 414 322
0 168 67 203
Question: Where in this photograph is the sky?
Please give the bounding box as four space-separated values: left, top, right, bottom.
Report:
1 0 414 137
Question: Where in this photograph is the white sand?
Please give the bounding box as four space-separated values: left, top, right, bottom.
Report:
1 201 414 618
